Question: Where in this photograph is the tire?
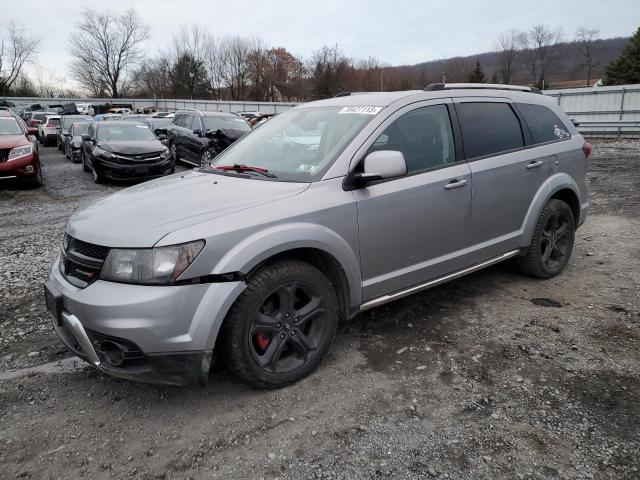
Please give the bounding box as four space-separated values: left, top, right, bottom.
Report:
22 163 43 188
517 199 575 279
170 142 179 164
200 150 214 168
220 260 338 389
82 151 90 172
91 162 104 184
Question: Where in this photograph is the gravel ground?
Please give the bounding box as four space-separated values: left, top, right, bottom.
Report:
0 140 639 480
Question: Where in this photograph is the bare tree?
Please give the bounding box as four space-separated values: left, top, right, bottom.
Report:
0 20 40 96
68 9 149 98
575 27 600 86
519 25 563 86
495 30 520 83
309 45 351 98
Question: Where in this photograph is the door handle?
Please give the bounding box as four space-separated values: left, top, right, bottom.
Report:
526 160 544 169
444 179 469 190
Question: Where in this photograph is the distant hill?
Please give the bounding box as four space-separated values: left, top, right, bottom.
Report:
382 37 630 90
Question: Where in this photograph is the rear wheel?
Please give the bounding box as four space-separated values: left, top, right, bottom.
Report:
221 260 338 389
517 199 575 278
200 150 214 168
170 143 179 164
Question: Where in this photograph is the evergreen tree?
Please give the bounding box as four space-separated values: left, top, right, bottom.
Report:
468 61 486 83
603 27 640 85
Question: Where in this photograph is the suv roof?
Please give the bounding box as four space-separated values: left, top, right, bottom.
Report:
301 84 552 110
175 109 237 117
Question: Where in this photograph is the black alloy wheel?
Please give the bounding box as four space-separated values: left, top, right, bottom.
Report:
221 260 338 389
249 282 328 374
517 199 575 278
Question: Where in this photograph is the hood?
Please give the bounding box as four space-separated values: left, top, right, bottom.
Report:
97 140 164 155
0 134 30 148
67 171 310 248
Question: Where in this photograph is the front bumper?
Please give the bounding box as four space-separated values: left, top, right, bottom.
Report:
47 257 246 385
0 154 38 178
93 156 173 181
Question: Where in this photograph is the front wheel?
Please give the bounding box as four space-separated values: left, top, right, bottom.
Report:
82 151 90 172
91 162 104 184
220 260 338 389
517 199 575 279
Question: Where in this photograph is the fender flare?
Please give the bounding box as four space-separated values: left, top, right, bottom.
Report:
520 173 582 248
213 222 363 308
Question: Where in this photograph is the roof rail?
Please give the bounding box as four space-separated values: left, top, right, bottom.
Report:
423 83 542 94
175 107 204 115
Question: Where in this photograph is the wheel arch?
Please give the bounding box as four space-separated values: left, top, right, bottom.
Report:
520 173 582 248
212 223 362 315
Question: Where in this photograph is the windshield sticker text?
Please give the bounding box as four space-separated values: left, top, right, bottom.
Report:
338 106 383 115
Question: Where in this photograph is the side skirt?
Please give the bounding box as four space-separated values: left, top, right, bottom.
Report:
359 249 520 312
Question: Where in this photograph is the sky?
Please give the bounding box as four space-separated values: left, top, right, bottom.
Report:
3 0 639 87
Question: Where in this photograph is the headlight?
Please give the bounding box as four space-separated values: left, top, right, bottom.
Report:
8 145 33 161
100 240 205 285
94 146 115 158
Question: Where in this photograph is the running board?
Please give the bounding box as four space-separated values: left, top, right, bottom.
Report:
359 250 520 311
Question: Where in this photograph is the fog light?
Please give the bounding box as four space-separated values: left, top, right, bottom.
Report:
25 165 34 173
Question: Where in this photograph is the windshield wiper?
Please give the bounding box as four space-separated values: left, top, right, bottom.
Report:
211 164 276 178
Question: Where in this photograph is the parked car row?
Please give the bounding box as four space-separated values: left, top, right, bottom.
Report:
9 103 264 186
0 107 42 187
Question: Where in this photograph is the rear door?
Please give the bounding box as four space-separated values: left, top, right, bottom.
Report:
453 98 549 263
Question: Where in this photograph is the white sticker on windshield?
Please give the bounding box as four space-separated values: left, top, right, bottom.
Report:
338 106 383 115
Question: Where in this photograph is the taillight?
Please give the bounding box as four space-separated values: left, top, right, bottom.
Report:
582 142 592 160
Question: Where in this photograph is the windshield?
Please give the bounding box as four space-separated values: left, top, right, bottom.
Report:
97 124 156 141
203 116 251 133
0 118 22 135
62 116 83 129
71 122 90 135
151 119 171 129
211 106 379 181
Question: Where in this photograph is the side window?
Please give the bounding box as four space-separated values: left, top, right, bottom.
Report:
182 115 194 130
517 103 571 144
192 116 202 132
173 114 184 127
367 104 456 174
456 102 524 159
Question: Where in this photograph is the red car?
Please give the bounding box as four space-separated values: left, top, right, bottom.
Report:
0 108 43 187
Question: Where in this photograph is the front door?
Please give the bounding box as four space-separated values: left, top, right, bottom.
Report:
353 102 473 301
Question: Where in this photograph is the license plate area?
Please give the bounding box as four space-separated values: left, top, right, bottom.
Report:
44 282 64 326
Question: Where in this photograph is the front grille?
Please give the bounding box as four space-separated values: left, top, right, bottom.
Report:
114 151 163 164
0 148 10 163
67 236 109 261
61 234 110 288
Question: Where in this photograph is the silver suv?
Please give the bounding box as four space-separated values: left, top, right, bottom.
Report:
45 84 590 388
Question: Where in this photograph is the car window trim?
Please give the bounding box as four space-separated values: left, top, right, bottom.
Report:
342 99 463 190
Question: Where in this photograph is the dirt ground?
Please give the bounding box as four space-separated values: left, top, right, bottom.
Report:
0 140 639 480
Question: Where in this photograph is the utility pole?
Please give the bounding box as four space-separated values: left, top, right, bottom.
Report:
380 67 383 92
442 72 446 84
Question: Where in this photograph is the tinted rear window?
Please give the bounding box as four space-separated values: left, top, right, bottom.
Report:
48 118 60 126
456 102 524 159
517 103 571 144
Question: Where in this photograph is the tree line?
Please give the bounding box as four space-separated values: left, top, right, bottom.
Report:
1 8 638 100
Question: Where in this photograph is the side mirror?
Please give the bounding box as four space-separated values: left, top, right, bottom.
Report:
26 127 38 136
571 119 580 127
81 134 92 142
355 150 407 184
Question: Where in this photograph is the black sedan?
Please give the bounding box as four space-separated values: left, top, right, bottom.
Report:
65 121 91 163
80 121 173 184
